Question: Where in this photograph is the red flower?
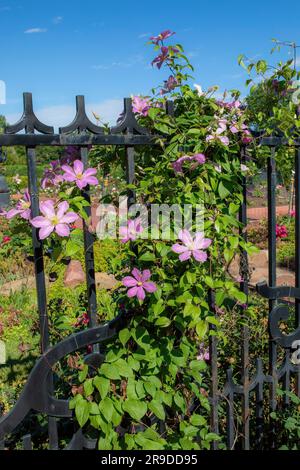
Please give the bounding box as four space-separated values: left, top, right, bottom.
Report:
2 236 11 245
276 224 288 239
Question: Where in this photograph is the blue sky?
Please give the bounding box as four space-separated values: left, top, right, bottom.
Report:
1 0 300 129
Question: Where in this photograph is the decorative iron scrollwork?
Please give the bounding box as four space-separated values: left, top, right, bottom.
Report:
5 93 54 135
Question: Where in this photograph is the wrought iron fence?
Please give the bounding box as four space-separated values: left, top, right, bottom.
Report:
0 93 299 450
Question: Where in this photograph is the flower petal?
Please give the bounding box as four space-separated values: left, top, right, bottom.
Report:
55 223 70 237
179 250 192 262
131 268 142 282
59 211 78 224
39 225 54 239
127 286 138 298
136 286 146 301
57 201 69 219
73 160 84 175
143 281 157 293
179 229 193 246
123 276 138 287
172 243 188 254
31 216 51 228
40 200 55 218
193 250 208 262
141 269 151 282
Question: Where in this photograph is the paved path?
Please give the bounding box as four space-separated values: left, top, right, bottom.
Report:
247 205 290 220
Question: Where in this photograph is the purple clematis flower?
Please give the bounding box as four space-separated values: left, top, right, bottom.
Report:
61 160 98 189
119 218 143 243
150 30 175 45
160 75 178 95
152 46 169 69
172 229 212 262
6 189 31 220
31 200 78 240
122 268 157 301
172 153 206 173
132 96 151 116
41 160 64 189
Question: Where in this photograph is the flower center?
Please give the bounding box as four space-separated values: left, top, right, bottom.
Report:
51 216 59 226
137 281 143 286
77 173 83 179
21 202 30 209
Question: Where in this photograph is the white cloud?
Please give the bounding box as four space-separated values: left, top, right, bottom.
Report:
6 99 123 132
53 16 63 24
138 32 151 39
92 54 145 71
24 28 47 34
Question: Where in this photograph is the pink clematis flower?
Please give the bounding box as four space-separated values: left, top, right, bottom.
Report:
122 268 157 301
132 96 151 116
150 30 175 45
172 153 206 173
119 218 143 243
172 229 212 262
6 189 31 220
197 343 210 362
31 200 78 240
61 160 98 190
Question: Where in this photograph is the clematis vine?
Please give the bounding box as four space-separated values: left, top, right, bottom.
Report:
119 218 143 243
31 200 78 240
61 160 98 189
172 229 212 262
172 153 206 173
122 268 157 301
6 189 31 220
132 95 151 116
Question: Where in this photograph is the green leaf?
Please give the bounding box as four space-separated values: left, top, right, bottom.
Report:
196 320 208 339
93 376 110 399
139 252 156 262
99 397 114 423
149 400 165 420
123 399 147 421
83 378 94 397
114 358 133 377
100 363 121 380
119 328 131 346
75 399 90 427
190 414 206 426
154 316 171 327
218 181 230 199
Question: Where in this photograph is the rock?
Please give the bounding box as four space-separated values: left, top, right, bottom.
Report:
248 250 268 269
276 273 295 287
64 260 85 288
95 272 118 290
248 267 268 286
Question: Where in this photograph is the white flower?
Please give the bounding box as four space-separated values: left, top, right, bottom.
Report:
194 84 204 96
